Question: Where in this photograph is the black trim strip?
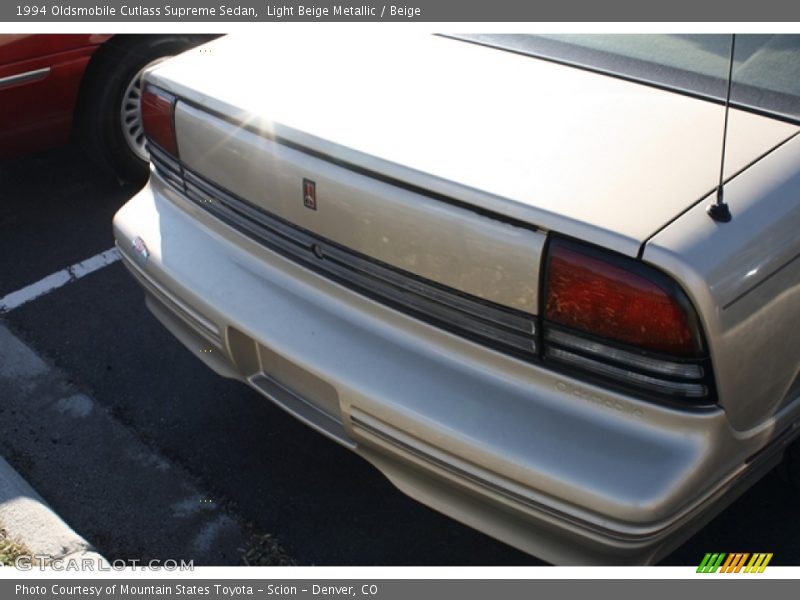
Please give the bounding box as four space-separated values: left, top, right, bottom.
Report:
152 154 539 360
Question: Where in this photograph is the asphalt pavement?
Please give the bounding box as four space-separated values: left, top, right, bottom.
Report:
1 143 798 566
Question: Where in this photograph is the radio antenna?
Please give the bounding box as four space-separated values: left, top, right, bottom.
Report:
708 34 736 223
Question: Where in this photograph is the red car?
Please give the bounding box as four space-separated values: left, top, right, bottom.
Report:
0 34 215 181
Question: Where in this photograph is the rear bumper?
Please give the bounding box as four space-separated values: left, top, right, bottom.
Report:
113 173 782 564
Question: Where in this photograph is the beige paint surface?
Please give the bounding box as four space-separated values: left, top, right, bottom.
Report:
152 33 798 256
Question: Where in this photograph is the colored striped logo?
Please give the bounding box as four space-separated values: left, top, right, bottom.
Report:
697 553 773 573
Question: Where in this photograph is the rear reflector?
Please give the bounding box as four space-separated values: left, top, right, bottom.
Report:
141 86 178 156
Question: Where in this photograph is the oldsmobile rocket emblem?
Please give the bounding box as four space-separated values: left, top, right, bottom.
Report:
303 178 317 210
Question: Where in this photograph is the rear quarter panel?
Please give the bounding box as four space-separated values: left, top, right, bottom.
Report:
643 132 800 433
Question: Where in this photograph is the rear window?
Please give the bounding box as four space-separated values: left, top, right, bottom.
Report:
455 34 800 124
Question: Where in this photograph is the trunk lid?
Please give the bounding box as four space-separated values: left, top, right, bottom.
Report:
148 33 797 313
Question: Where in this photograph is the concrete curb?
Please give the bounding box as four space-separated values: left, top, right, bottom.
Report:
0 455 106 566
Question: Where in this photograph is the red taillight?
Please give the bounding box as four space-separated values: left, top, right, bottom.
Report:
141 86 178 156
545 238 697 357
542 237 711 402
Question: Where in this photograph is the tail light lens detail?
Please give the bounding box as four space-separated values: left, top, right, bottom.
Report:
545 238 697 356
141 85 178 156
543 237 713 403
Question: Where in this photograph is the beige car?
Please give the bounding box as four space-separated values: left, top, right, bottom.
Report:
113 33 800 564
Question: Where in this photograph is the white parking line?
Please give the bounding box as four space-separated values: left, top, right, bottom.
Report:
0 247 121 314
